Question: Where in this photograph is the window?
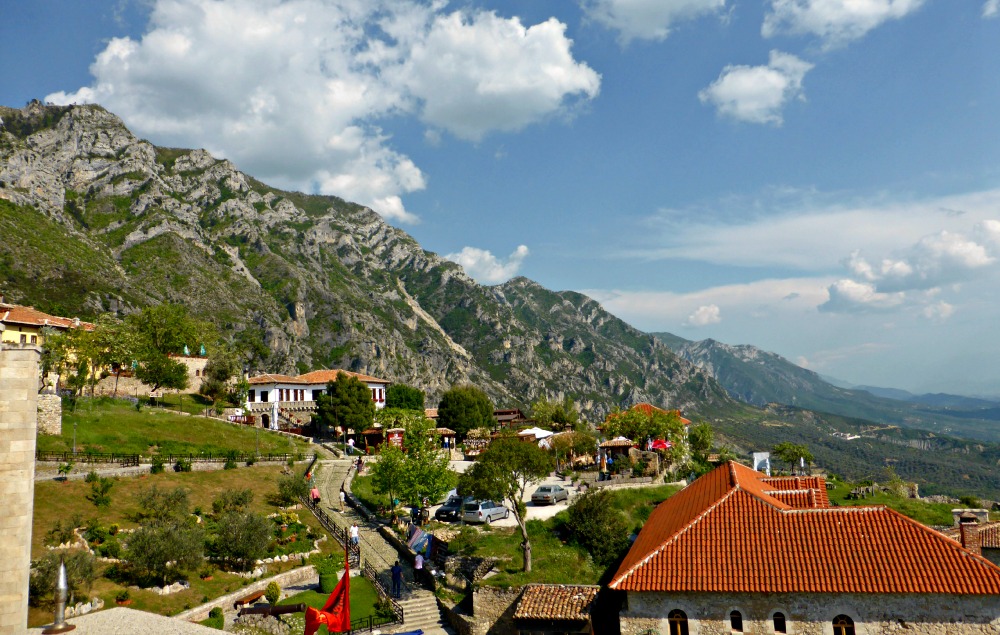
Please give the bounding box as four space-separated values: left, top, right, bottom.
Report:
20 334 26 343
261 390 269 403
773 612 786 634
313 389 323 401
668 609 689 635
30 335 37 344
248 390 256 403
195 369 200 377
833 615 855 635
730 610 743 633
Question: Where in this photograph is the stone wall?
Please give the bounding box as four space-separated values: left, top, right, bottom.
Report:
36 393 61 435
173 565 318 623
471 586 524 635
620 590 1000 635
0 345 41 634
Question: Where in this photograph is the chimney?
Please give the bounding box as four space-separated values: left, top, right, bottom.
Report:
960 517 982 556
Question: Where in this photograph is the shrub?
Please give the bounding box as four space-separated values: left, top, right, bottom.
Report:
150 456 165 474
275 474 308 506
109 523 120 536
87 476 115 508
57 462 74 477
84 470 100 484
124 522 205 585
46 517 80 547
209 512 271 572
564 490 631 567
223 457 237 470
115 589 130 602
264 581 281 605
28 551 97 606
98 539 122 559
209 607 223 619
174 458 193 472
212 489 254 515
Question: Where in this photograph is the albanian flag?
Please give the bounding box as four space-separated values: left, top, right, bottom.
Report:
304 569 351 635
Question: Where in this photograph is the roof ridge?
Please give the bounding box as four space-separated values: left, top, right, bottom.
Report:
610 486 738 589
881 506 1000 573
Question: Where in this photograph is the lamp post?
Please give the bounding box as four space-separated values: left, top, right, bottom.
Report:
42 559 75 633
72 420 77 455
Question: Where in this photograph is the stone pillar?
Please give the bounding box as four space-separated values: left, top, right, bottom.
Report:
0 344 41 634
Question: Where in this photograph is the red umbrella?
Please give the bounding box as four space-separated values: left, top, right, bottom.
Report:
650 439 671 450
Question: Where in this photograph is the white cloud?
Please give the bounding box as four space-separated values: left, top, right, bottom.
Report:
699 50 813 125
46 0 599 222
819 279 905 313
986 0 1000 18
685 304 722 327
923 301 955 322
445 244 530 284
762 0 927 47
581 0 727 43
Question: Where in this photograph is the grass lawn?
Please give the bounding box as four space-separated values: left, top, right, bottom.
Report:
278 575 382 634
28 465 344 628
826 481 959 526
37 396 312 456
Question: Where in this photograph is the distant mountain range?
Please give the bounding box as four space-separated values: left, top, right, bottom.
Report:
653 333 1000 444
4 100 1000 498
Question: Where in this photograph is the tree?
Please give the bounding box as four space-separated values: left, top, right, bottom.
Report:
564 490 631 567
772 442 813 472
386 384 425 411
603 407 687 466
29 551 97 606
127 305 217 393
370 413 457 506
312 372 376 438
199 346 240 405
688 423 714 462
549 430 597 472
459 436 554 572
125 485 203 585
276 474 309 507
210 511 272 572
437 385 494 439
531 396 580 431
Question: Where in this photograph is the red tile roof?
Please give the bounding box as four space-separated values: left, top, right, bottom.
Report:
0 303 94 331
513 584 600 621
609 461 1000 595
943 521 1000 549
247 369 389 385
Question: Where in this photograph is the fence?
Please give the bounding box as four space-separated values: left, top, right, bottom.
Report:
35 450 295 465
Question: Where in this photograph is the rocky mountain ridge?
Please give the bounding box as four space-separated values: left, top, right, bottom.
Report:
0 101 729 418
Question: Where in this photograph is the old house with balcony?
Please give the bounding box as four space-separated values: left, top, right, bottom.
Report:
245 369 389 431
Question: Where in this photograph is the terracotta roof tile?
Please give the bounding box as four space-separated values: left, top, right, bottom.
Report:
0 303 94 331
942 521 1000 549
513 584 599 621
610 461 1000 595
247 369 389 386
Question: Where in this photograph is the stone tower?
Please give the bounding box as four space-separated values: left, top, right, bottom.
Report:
0 344 41 634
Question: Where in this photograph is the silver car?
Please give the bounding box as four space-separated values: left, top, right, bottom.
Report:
463 500 509 524
531 484 569 505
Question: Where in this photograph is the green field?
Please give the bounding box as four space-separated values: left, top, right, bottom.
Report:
37 396 313 456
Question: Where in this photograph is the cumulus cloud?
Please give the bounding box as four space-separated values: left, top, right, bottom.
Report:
581 0 727 43
820 220 1000 314
445 244 530 284
699 50 813 125
46 0 599 222
986 0 1000 18
685 304 722 327
762 0 927 47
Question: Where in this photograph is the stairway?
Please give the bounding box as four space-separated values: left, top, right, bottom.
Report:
311 460 455 635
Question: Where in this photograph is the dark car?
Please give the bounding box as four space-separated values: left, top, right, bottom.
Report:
531 484 569 505
435 495 472 522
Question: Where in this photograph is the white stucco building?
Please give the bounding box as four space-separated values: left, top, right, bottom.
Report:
245 369 389 431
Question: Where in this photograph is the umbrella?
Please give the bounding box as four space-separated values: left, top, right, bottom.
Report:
650 439 672 450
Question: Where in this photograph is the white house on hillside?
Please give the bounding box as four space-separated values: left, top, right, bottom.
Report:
245 369 389 431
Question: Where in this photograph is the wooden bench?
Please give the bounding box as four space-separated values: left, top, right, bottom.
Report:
233 590 266 610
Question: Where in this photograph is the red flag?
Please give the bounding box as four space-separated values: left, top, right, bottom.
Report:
304 569 350 635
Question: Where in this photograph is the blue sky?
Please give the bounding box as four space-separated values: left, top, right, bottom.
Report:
3 0 1000 395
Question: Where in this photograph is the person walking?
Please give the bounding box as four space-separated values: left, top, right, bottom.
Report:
414 551 424 584
310 486 321 507
390 561 404 599
339 489 346 512
350 522 359 546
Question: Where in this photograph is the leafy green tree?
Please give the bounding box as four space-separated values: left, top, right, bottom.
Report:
210 511 272 572
29 551 97 606
370 414 457 506
564 490 631 567
125 485 203 584
212 488 254 514
276 474 309 507
603 407 687 466
199 346 240 405
312 372 376 438
549 430 597 472
86 476 114 508
688 422 714 462
459 436 554 572
531 396 580 431
772 442 813 472
437 385 494 439
127 305 216 393
386 384 425 411
136 486 191 524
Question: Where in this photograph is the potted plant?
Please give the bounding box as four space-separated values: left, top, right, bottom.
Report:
115 589 131 605
311 555 341 593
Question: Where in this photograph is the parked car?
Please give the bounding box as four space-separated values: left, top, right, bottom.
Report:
435 495 472 521
463 500 509 524
531 484 569 505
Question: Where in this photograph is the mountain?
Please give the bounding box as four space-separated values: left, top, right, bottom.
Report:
654 333 1000 444
8 101 1000 498
0 101 729 419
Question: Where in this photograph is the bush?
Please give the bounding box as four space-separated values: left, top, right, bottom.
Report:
87 475 115 508
564 490 631 567
223 457 237 470
84 470 100 484
212 489 254 515
98 539 122 559
29 551 97 606
209 607 223 619
150 456 165 474
174 458 193 472
276 474 308 506
115 589 130 602
45 516 82 547
209 512 271 572
264 581 281 605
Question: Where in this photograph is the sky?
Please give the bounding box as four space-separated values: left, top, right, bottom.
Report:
2 0 1000 396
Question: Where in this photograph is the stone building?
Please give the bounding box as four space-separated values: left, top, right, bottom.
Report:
610 461 1000 635
245 369 389 430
